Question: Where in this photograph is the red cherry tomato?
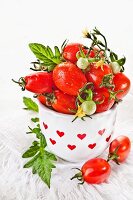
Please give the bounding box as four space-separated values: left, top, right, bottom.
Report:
37 95 47 105
71 158 111 184
24 72 53 93
108 135 131 163
85 64 112 88
62 43 87 63
93 87 115 113
53 62 87 95
38 90 76 114
52 90 76 114
113 73 131 99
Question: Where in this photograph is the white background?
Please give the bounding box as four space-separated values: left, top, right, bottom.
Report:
0 1 133 199
0 0 133 115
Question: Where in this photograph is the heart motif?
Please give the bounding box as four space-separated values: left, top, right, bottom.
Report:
77 133 86 140
106 135 111 142
98 128 105 136
67 144 76 150
43 122 48 129
56 130 65 137
49 138 56 145
88 143 96 149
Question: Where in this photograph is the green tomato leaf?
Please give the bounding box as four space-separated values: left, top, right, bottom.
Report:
22 145 40 158
116 57 126 66
23 97 39 112
110 52 118 62
54 46 61 57
40 134 47 148
23 153 40 168
29 43 61 69
32 155 56 188
31 117 39 123
44 150 57 161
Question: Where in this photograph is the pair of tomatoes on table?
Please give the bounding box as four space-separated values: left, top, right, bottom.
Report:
71 135 131 184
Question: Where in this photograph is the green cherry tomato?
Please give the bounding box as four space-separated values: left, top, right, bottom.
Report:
77 57 89 69
110 62 121 74
81 100 96 115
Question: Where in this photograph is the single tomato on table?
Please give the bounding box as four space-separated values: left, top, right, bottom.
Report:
53 62 87 96
71 158 111 184
108 135 131 164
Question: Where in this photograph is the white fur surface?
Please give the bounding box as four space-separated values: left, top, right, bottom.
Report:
0 94 133 200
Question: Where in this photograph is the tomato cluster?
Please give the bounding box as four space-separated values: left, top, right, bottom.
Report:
13 28 130 119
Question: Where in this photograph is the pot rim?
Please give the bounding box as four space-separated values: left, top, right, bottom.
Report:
39 102 117 119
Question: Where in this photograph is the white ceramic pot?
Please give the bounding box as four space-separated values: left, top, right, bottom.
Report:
39 102 117 162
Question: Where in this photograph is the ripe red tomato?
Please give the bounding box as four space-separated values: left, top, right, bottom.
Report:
38 90 76 114
113 73 131 99
93 87 115 113
52 90 76 114
37 95 47 105
24 72 53 93
85 64 112 88
62 43 87 63
108 135 131 163
71 158 111 184
53 62 87 95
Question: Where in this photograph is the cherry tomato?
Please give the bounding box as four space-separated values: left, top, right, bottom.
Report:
38 90 76 114
90 48 105 58
52 90 76 114
25 72 53 93
85 64 112 88
53 62 87 95
71 158 111 184
93 87 115 113
113 73 130 99
38 95 47 105
62 43 87 63
108 135 131 163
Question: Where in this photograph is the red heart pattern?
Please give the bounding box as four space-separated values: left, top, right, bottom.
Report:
47 129 111 150
98 128 105 136
43 122 48 129
56 130 65 137
106 135 111 142
49 138 56 145
88 143 96 149
77 133 86 140
67 144 76 150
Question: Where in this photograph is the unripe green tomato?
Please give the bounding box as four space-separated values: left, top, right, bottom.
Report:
81 100 96 115
77 57 89 69
110 62 121 74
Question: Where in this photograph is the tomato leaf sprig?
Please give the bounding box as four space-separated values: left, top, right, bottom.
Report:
29 43 62 72
22 97 57 188
83 27 126 71
23 97 39 112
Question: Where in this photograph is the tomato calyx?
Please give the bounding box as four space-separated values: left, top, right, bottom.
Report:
100 74 114 89
12 77 26 91
107 146 120 165
30 60 48 72
71 168 84 184
72 83 96 122
109 90 123 103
